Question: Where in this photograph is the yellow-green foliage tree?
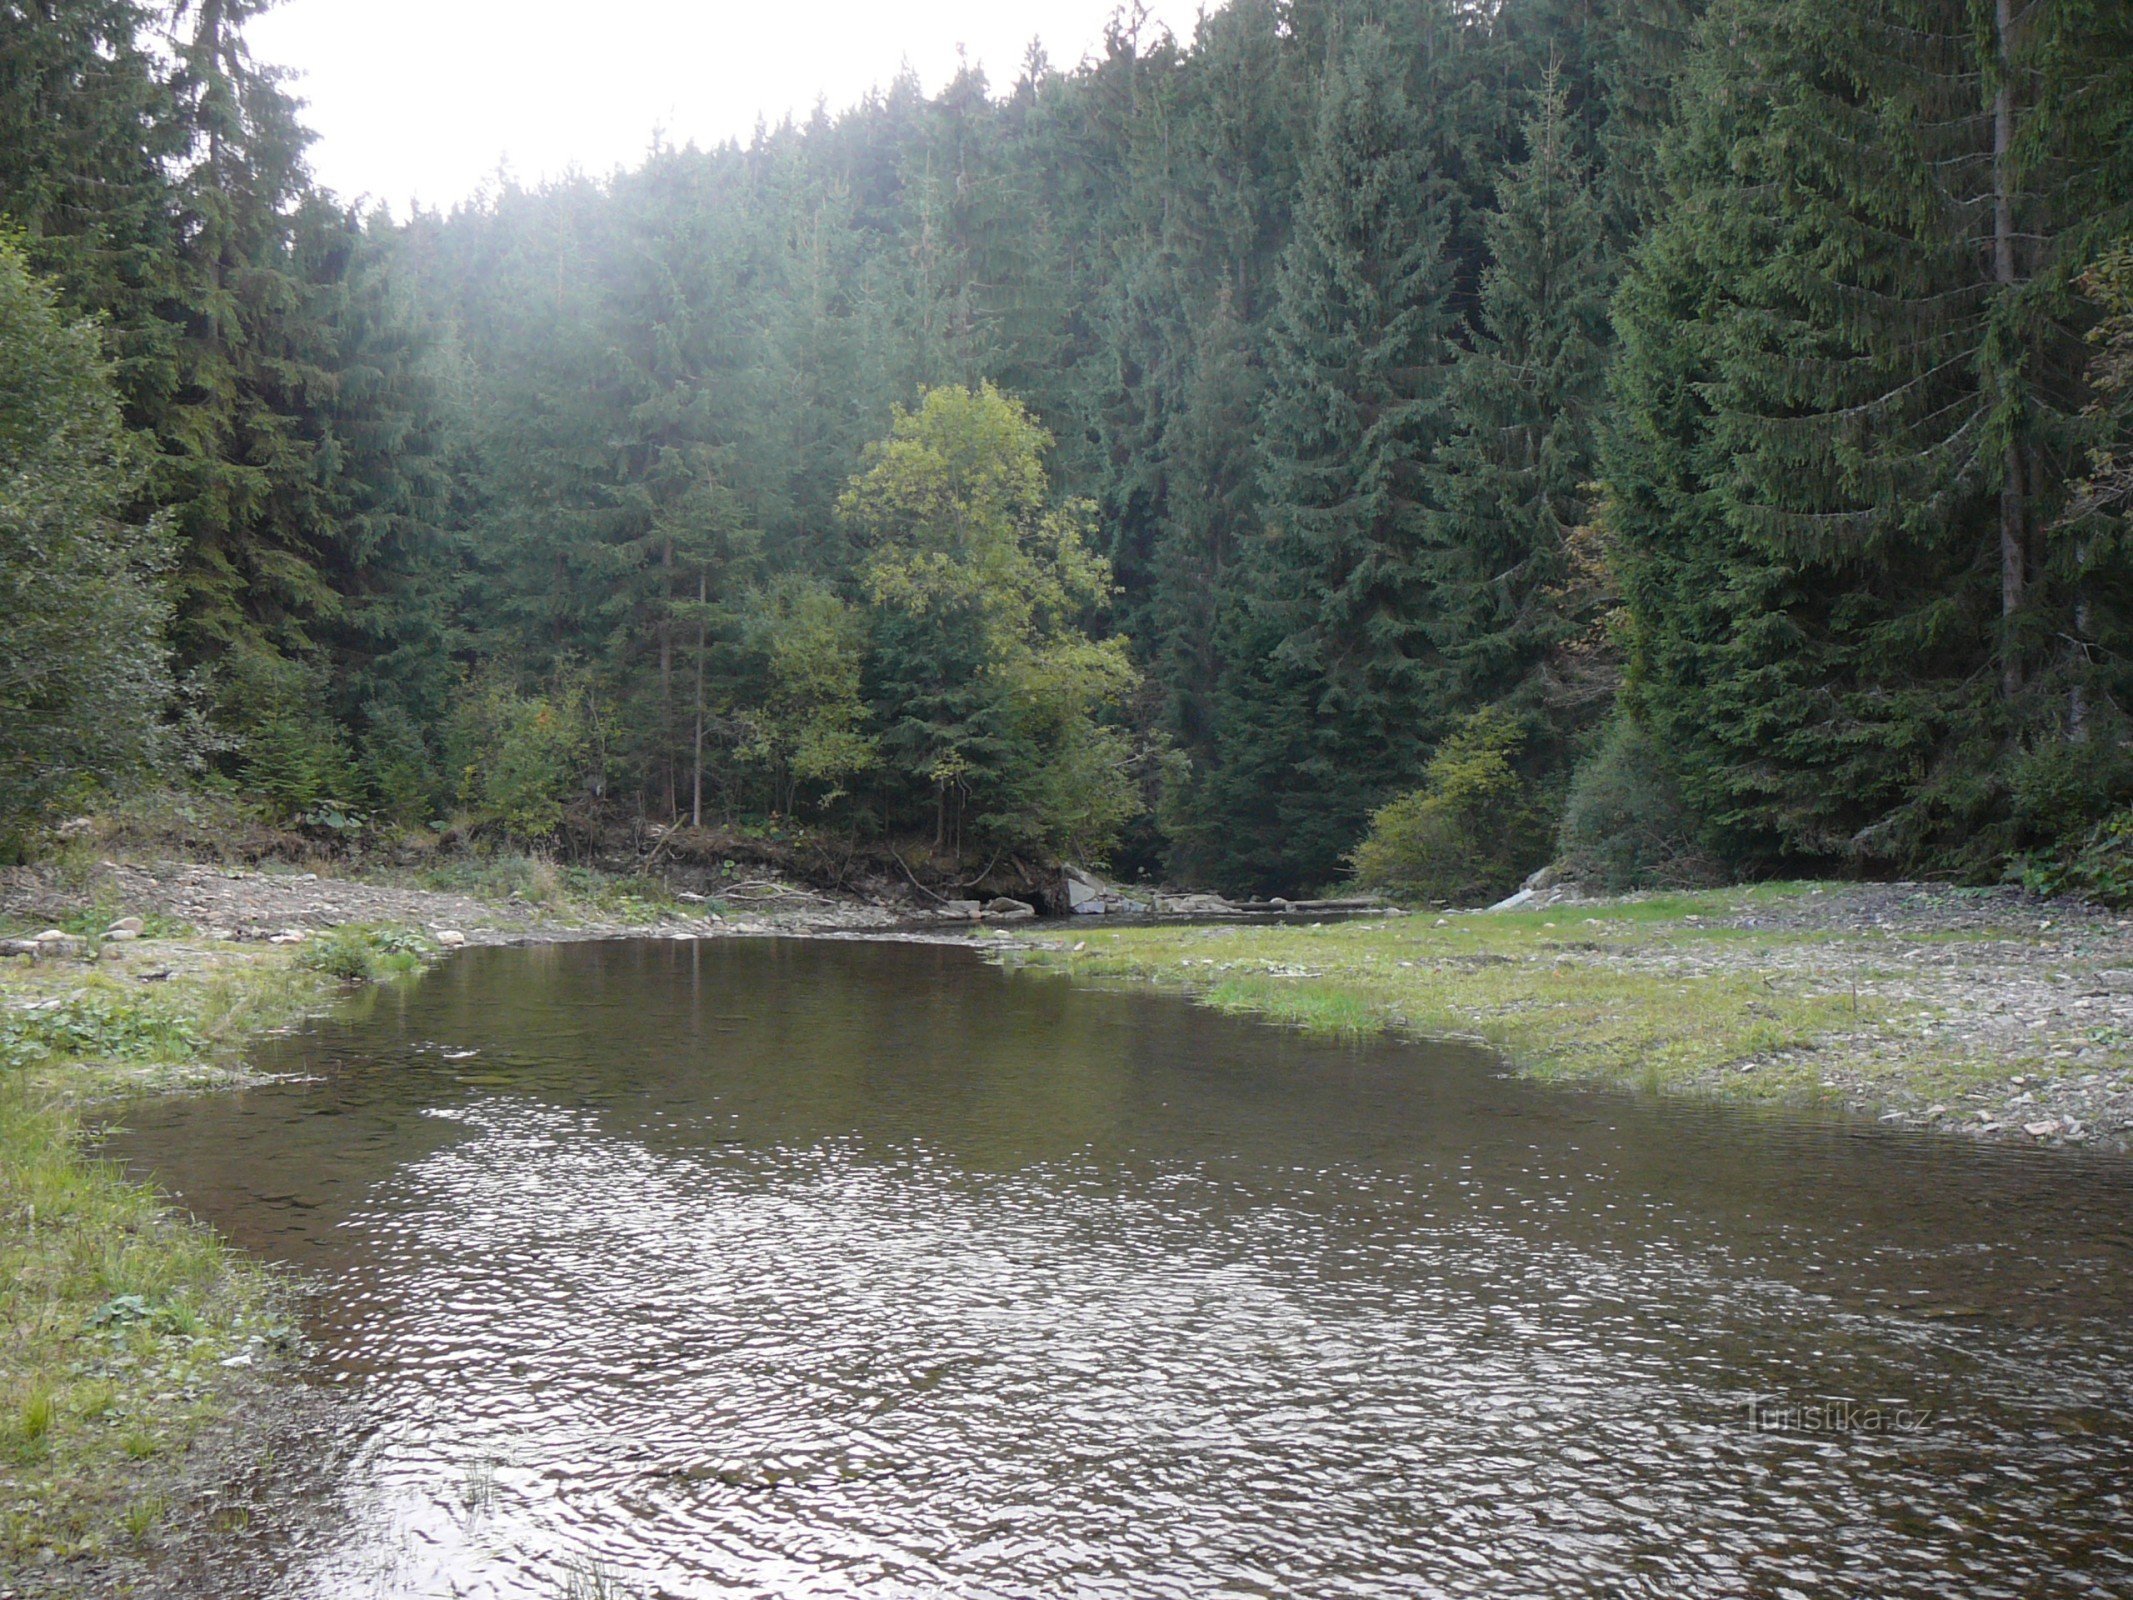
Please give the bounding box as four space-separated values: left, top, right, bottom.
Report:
1348 710 1551 905
738 575 878 814
838 384 1141 861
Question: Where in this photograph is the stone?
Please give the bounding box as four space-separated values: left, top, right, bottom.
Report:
101 942 126 960
982 897 1037 921
1154 892 1236 916
104 927 139 942
436 929 467 948
940 899 983 920
2023 1119 2062 1138
108 916 146 935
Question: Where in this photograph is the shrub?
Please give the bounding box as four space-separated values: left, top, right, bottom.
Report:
295 925 428 983
1348 709 1551 905
443 676 589 843
2013 807 2133 905
1556 715 1717 891
214 648 363 823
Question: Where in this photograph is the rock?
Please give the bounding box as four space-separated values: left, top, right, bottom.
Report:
104 927 139 941
268 928 308 945
982 897 1037 921
101 942 126 960
108 916 146 935
33 929 69 942
1490 888 1537 912
1061 864 1153 915
941 899 983 920
435 929 467 948
1063 866 1108 914
2024 1118 2063 1138
1153 892 1237 916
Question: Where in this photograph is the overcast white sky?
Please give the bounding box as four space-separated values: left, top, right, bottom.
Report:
250 0 1206 213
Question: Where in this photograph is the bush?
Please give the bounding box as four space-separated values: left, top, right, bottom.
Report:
2013 806 2133 905
1348 709 1551 905
443 676 589 842
295 925 428 983
1556 715 1717 891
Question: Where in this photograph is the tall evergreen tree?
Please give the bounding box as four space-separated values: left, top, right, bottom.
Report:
1422 65 1611 739
1189 21 1460 892
1607 0 2133 871
161 0 339 671
0 0 184 425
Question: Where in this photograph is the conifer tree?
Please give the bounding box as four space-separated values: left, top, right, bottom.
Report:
1194 21 1459 892
1422 65 1610 736
161 0 339 671
0 0 184 423
1606 0 2133 870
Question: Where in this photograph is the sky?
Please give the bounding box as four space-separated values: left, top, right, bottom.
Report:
250 0 1207 212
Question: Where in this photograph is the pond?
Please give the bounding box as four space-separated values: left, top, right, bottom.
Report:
108 938 2133 1599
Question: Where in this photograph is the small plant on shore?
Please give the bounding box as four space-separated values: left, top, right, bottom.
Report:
558 1557 639 1599
297 925 429 983
13 1386 54 1453
0 988 203 1072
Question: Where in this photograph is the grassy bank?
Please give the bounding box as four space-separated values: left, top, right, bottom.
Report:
0 917 422 1577
1001 883 2133 1129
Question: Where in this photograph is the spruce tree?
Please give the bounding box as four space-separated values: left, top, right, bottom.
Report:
1606 0 2133 871
161 0 340 672
0 0 184 424
1194 21 1459 893
1422 65 1611 739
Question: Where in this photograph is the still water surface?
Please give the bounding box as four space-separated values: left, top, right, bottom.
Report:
109 938 2133 1598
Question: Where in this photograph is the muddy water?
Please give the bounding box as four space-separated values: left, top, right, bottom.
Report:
108 938 2133 1599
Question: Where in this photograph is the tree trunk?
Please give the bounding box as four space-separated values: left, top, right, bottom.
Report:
1993 0 2025 701
660 537 675 818
691 572 707 830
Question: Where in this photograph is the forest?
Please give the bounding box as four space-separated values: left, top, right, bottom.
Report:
3 0 2131 900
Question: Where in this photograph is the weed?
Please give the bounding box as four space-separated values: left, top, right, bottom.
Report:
297 924 428 983
559 1557 638 1600
0 988 203 1072
18 1386 54 1447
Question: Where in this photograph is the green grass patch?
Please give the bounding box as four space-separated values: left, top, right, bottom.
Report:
1008 885 1887 1102
0 1080 289 1564
0 931 338 1565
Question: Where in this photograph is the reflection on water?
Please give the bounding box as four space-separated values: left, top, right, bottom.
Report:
109 938 2133 1598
